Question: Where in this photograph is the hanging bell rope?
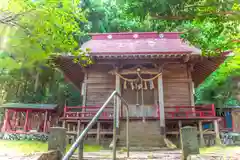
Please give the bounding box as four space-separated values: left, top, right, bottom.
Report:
140 79 145 122
115 72 161 82
115 69 162 122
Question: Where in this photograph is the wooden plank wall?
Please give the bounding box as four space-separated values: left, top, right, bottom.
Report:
163 63 192 107
85 64 115 107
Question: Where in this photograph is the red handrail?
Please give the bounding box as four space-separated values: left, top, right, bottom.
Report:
62 104 216 119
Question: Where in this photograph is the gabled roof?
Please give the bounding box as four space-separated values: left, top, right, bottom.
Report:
1 103 58 110
81 32 201 57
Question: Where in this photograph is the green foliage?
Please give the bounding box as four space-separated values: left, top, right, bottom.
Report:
1 132 48 142
0 0 239 107
122 0 240 55
196 48 240 107
0 67 81 106
0 0 90 69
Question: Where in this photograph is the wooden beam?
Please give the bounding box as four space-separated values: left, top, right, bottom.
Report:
96 59 180 66
163 79 192 83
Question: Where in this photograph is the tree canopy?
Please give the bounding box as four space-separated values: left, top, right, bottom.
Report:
0 0 90 70
0 0 239 106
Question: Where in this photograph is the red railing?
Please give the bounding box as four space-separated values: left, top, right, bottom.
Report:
62 105 113 119
61 104 216 120
163 104 216 119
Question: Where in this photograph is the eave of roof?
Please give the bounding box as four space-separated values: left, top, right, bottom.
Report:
81 32 201 56
0 103 58 110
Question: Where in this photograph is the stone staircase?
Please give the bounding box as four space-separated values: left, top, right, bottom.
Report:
118 120 165 147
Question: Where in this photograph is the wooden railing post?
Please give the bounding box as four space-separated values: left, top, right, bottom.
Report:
1 109 9 132
211 104 216 116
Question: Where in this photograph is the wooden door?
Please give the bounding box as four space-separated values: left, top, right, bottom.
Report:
122 89 156 117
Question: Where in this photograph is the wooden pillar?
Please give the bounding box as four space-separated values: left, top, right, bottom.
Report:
214 120 221 145
43 111 48 133
13 111 17 130
1 109 9 132
96 122 100 144
158 74 165 135
77 120 83 160
178 120 182 147
28 111 32 131
198 120 205 147
82 71 87 108
24 110 29 132
178 120 182 129
15 112 20 129
115 68 121 134
187 64 195 116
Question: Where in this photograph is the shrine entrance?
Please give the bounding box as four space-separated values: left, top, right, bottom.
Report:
122 88 157 117
110 64 161 119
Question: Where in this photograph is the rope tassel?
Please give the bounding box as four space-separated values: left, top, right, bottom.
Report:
150 80 154 90
124 80 127 90
131 82 134 90
144 81 147 90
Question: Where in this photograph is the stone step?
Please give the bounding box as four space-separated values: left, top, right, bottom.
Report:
70 150 182 160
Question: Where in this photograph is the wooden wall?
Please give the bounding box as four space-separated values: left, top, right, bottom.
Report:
84 63 193 108
85 64 115 106
163 63 193 107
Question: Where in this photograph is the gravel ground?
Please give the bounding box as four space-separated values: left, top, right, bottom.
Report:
1 149 240 160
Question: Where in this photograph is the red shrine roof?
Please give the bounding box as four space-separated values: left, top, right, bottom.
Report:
81 32 201 56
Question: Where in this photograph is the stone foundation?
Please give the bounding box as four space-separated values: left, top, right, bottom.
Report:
118 120 165 147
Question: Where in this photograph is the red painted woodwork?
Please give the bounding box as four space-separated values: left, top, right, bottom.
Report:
24 110 29 131
1 107 57 134
61 104 218 121
63 105 113 120
43 111 48 133
1 109 9 132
